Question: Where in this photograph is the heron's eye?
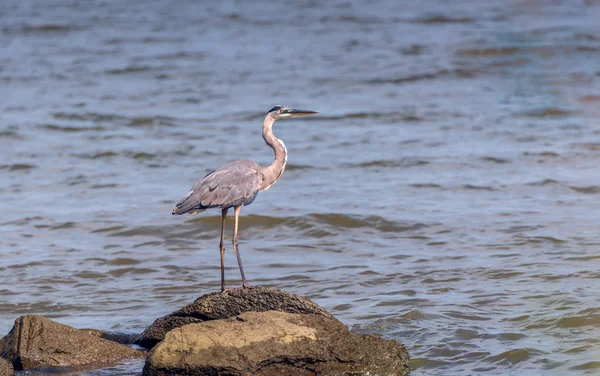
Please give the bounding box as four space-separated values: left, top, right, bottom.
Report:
280 109 289 113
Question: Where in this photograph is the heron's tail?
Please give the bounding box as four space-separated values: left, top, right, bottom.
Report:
172 189 202 215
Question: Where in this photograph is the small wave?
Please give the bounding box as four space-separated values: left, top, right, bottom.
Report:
409 183 497 192
461 184 495 191
319 15 384 24
515 235 566 244
285 164 316 171
488 57 529 68
126 116 177 127
577 46 600 52
555 313 600 328
7 261 45 269
75 151 118 160
103 37 183 45
423 277 463 284
523 151 560 157
375 298 430 307
105 258 141 266
459 45 600 58
6 24 83 34
457 47 521 56
571 361 600 371
402 309 427 320
445 310 491 321
485 348 541 365
526 179 560 186
91 183 118 189
51 112 177 128
108 267 157 277
563 255 600 261
366 69 478 85
455 328 478 340
410 358 451 370
0 163 36 171
570 185 600 194
413 15 475 24
133 241 162 249
565 345 589 354
580 94 600 102
500 332 526 341
480 156 510 164
0 216 43 226
520 107 574 118
152 51 206 61
52 112 125 122
575 33 600 41
91 225 126 234
482 270 524 280
40 124 105 132
410 183 441 189
0 129 22 139
505 315 530 322
332 303 353 311
50 222 76 230
308 213 427 233
105 66 152 75
344 159 429 169
573 142 600 151
142 37 185 44
127 152 156 160
401 44 426 56
110 226 164 237
499 225 541 234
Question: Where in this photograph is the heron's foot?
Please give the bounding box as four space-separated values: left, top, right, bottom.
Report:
221 287 236 294
242 282 253 289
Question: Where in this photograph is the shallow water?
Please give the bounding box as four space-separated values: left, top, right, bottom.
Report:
1 0 600 375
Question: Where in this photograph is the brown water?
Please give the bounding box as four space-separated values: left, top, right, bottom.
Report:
2 0 600 375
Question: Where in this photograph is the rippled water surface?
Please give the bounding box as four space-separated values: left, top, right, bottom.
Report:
2 0 600 375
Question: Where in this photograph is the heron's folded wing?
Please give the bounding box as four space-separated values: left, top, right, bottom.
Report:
173 163 262 214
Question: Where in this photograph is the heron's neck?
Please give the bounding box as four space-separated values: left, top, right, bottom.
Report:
260 116 287 191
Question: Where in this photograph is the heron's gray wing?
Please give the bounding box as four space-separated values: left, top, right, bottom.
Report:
172 161 262 215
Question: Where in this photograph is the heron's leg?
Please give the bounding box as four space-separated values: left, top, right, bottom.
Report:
232 206 250 288
219 208 229 292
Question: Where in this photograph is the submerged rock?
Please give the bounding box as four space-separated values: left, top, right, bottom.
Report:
136 286 335 349
0 357 13 376
0 315 145 371
143 310 410 376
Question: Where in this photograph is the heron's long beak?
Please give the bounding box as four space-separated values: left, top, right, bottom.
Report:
288 109 318 117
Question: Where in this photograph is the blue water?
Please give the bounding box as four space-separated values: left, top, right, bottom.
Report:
2 0 600 375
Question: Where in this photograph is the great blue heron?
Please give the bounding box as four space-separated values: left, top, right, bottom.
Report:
172 105 318 292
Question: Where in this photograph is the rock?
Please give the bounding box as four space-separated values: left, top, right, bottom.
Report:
136 287 336 349
0 357 13 376
0 315 145 371
143 311 409 376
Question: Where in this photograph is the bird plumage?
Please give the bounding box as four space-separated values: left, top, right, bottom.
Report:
172 160 262 215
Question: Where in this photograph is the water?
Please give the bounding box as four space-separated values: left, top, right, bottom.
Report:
1 0 600 374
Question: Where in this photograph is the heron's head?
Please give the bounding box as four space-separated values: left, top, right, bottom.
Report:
267 105 318 120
